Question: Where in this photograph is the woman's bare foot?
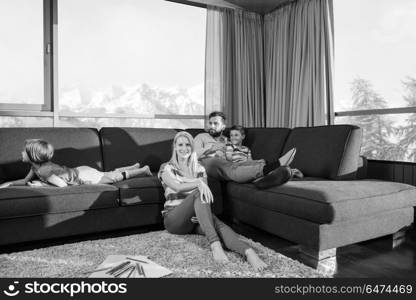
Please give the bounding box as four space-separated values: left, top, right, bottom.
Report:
211 241 229 264
245 248 267 272
140 165 153 176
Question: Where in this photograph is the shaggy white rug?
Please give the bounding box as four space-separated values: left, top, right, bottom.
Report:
0 230 329 278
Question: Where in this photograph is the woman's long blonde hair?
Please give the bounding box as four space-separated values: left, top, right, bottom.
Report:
169 131 199 178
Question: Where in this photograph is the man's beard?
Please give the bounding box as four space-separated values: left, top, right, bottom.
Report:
208 128 223 138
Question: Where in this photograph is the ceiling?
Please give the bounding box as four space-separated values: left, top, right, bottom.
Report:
224 0 294 13
167 0 295 14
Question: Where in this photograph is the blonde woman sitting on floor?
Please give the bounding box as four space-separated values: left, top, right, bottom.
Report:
158 131 267 271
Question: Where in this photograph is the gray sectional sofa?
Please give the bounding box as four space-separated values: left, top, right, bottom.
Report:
0 125 415 266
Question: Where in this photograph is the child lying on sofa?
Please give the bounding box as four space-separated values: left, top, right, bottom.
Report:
0 139 152 188
225 125 303 178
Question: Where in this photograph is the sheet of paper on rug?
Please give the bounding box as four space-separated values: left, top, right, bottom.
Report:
88 255 172 278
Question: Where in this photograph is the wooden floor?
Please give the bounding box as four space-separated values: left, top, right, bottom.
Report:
2 220 416 278
229 220 416 278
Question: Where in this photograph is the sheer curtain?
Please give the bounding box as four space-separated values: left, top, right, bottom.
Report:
205 6 265 127
264 0 334 127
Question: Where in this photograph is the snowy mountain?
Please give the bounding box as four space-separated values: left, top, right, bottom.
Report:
59 83 204 116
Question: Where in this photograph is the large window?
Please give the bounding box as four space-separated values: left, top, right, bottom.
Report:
0 0 206 129
0 0 46 109
58 0 206 128
334 0 416 162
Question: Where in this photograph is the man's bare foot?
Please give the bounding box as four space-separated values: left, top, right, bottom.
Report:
245 248 267 272
132 162 141 169
211 241 229 264
140 165 153 176
278 148 296 166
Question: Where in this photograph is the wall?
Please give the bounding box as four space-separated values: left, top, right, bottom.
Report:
367 160 416 186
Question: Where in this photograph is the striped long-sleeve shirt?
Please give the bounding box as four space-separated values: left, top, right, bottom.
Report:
225 143 252 163
158 162 207 213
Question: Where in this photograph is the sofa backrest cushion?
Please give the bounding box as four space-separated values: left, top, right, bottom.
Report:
100 128 182 172
186 128 206 138
282 125 362 180
244 128 292 163
0 128 103 183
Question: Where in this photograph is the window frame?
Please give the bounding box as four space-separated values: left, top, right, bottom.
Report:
0 0 53 112
334 106 416 118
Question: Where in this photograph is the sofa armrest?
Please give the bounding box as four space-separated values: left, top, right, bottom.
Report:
356 156 368 179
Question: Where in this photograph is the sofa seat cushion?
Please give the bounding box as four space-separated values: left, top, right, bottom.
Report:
114 176 165 206
0 185 119 219
226 179 416 224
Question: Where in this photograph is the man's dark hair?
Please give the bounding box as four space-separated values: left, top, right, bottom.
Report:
230 125 246 136
208 111 226 122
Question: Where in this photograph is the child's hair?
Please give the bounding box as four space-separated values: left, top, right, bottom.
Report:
24 139 54 163
230 125 246 136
